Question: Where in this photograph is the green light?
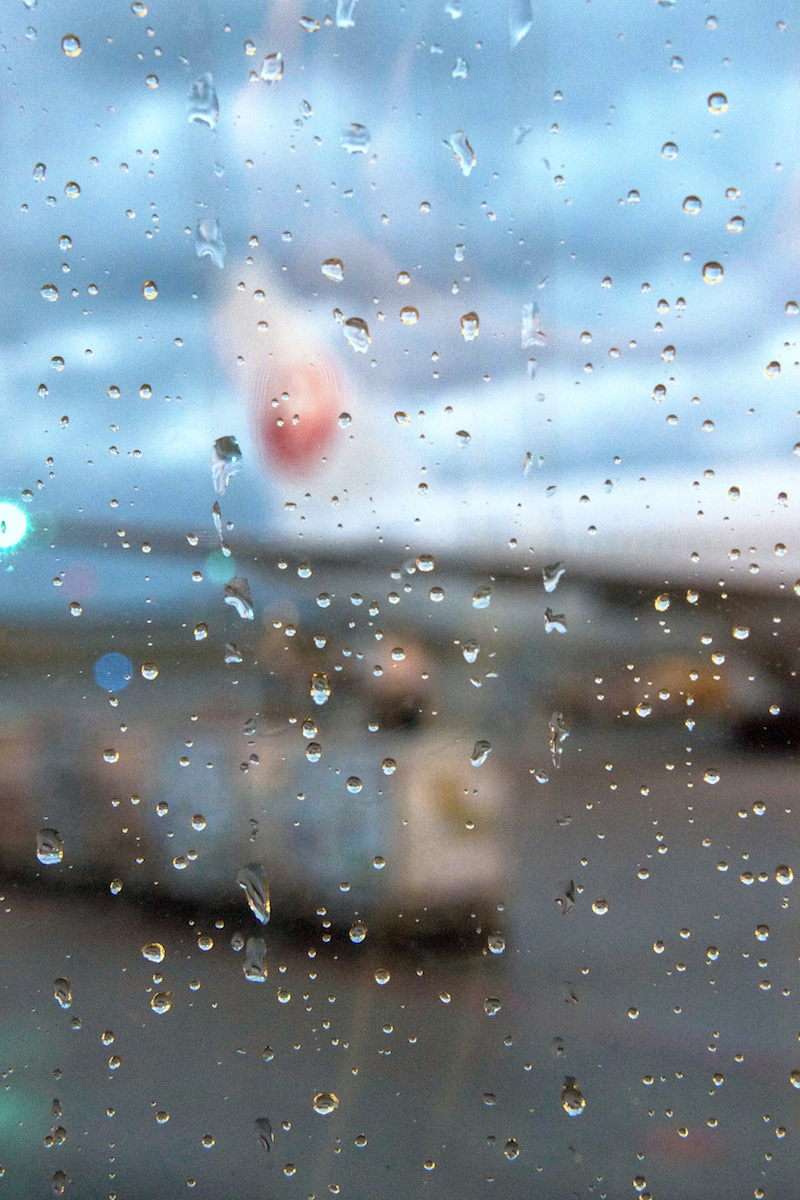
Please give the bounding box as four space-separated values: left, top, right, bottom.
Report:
0 503 28 549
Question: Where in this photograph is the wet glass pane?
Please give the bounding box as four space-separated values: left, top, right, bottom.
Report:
2 1 797 1196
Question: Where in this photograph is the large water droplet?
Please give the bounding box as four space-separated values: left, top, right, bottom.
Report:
188 73 218 126
142 280 158 300
444 130 475 176
237 864 271 924
244 937 268 982
313 1092 339 1115
336 0 359 27
255 1117 274 1148
708 92 728 113
37 828 63 865
211 435 242 495
41 284 59 302
151 991 172 1014
542 562 565 593
342 316 370 352
195 218 226 268
224 576 254 620
544 609 567 634
321 258 344 282
471 740 492 767
508 0 533 47
260 52 283 83
472 586 491 609
549 712 569 767
341 123 371 153
53 978 72 1009
561 1077 586 1116
142 942 165 963
460 311 479 340
776 865 793 885
349 920 367 943
702 261 724 284
310 672 331 705
61 34 81 57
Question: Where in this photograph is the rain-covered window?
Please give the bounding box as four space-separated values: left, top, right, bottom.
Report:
3 0 798 1195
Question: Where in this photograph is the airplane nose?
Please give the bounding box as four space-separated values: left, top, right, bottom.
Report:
252 356 342 475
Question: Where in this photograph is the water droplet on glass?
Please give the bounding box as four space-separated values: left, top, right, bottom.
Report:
53 978 72 1009
346 776 363 794
460 311 479 340
41 284 59 302
542 562 565 593
310 672 331 706
349 920 367 944
374 968 390 985
224 576 254 620
33 162 46 181
195 218 226 268
144 74 158 89
313 1092 339 1115
732 625 749 640
381 758 396 775
702 262 724 284
306 742 322 763
142 280 158 300
342 316 371 352
635 702 652 718
260 52 283 83
484 997 501 1016
654 593 670 611
336 0 359 27
37 829 63 865
399 306 419 325
299 15 320 31
544 609 567 634
52 1170 67 1195
549 712 569 768
341 123 371 153
142 942 165 963
61 35 81 57
488 931 505 954
151 991 172 1014
766 361 781 377
776 865 793 885
791 1070 800 1089
194 623 208 641
704 769 720 784
504 1138 520 1160
462 640 479 664
321 258 344 282
244 937 268 982
682 195 702 215
471 740 492 767
472 586 491 609
211 435 242 496
708 92 728 113
188 73 218 126
561 1077 586 1116
444 130 475 176
255 1117 274 1148
237 864 271 924
452 57 468 78
508 0 533 47
592 898 609 915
